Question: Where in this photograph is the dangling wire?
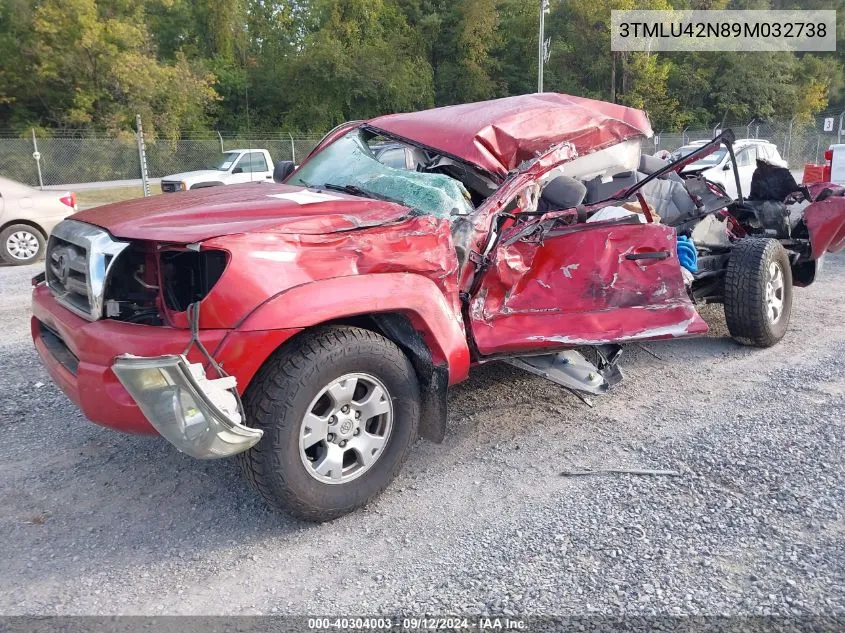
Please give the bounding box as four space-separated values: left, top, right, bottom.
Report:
182 301 247 421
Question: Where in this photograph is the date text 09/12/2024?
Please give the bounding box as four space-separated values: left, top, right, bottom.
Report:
307 617 528 630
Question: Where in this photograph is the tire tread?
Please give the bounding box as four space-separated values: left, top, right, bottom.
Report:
236 325 418 521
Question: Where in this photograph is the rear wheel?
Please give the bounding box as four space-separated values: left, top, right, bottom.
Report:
237 326 419 521
724 238 793 347
1 224 45 265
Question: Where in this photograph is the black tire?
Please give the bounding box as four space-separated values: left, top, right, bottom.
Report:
237 325 419 521
724 238 793 347
0 224 46 265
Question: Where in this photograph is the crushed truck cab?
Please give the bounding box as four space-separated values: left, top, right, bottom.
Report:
32 93 845 521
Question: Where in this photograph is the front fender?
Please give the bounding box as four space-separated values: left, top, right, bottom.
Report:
237 273 471 384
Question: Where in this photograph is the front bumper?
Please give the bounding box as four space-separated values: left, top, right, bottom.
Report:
32 283 302 436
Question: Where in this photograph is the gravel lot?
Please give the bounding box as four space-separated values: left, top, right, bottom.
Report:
0 255 843 617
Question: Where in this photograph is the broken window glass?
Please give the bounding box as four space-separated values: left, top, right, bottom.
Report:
288 129 475 219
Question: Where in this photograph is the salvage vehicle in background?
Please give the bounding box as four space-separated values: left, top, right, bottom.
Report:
31 94 845 521
0 176 76 265
160 148 275 192
672 139 787 199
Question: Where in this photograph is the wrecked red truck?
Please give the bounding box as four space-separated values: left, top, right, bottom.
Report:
31 94 845 520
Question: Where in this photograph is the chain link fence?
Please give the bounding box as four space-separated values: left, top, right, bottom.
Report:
646 110 845 170
4 110 845 188
0 131 323 188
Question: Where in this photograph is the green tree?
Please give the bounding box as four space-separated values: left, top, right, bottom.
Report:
277 0 434 131
11 0 219 137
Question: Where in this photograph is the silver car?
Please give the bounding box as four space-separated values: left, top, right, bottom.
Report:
0 176 76 265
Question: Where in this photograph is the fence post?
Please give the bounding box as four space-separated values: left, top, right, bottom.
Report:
289 133 296 164
31 128 44 189
838 110 845 144
681 127 689 145
217 130 224 153
135 114 151 197
786 115 796 166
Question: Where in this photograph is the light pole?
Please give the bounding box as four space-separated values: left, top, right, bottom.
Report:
538 0 551 92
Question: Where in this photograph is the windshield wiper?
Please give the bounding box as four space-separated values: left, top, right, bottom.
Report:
320 183 406 207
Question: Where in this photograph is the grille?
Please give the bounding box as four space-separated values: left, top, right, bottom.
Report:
161 181 180 193
45 220 129 320
47 236 90 315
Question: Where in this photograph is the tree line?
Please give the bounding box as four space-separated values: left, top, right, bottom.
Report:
1 0 843 139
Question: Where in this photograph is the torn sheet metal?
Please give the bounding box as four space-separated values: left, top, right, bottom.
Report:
287 129 474 218
470 222 707 356
505 350 609 396
369 93 653 178
189 214 463 332
802 187 845 259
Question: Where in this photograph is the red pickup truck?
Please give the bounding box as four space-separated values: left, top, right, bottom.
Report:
31 94 845 520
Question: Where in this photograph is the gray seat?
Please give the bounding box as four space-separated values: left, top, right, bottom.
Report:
639 154 684 183
583 171 640 204
537 175 587 213
638 178 697 226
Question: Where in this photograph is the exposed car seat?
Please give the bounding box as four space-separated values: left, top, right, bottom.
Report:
583 171 639 204
638 154 685 183
639 178 698 226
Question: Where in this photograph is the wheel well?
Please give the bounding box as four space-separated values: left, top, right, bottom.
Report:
275 313 449 443
189 182 224 190
0 219 46 238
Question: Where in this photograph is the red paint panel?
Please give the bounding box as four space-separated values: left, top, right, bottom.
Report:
470 222 706 356
239 273 470 384
370 93 651 177
194 215 462 331
803 194 845 259
72 183 410 243
31 284 303 434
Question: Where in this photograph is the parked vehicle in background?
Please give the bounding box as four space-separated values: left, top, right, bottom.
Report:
823 144 845 185
31 94 845 521
673 139 787 199
160 149 275 192
0 176 76 265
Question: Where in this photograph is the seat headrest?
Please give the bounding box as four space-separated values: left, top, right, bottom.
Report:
538 176 587 213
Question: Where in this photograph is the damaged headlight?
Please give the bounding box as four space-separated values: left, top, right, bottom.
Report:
112 354 262 459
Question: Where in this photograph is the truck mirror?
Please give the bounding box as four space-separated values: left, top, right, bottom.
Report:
274 161 296 183
723 162 732 171
232 167 244 174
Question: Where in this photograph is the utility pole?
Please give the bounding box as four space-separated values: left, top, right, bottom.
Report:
135 114 151 198
538 0 551 92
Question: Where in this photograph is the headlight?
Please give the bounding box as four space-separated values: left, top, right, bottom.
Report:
112 354 262 459
180 181 188 191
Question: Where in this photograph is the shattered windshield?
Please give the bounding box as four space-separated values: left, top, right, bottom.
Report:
288 128 474 218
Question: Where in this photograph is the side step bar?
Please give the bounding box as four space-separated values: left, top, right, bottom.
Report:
504 345 623 406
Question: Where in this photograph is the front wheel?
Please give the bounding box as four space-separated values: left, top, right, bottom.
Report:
724 238 793 347
237 326 420 521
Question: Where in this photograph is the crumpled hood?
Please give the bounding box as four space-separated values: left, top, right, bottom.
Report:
161 169 229 182
72 183 411 243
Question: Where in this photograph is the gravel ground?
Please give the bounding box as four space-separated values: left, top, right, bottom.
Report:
0 255 843 617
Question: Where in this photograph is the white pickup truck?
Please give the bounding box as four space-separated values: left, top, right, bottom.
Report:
160 149 275 193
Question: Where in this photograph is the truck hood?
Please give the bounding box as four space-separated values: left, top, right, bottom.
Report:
71 183 412 243
161 169 228 183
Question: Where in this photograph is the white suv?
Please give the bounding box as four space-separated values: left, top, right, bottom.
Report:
672 139 787 199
